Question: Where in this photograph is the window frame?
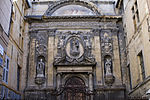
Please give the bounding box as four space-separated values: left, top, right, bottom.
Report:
127 64 132 89
132 0 140 32
138 51 146 80
2 56 10 84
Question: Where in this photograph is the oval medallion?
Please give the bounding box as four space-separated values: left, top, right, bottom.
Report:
66 37 84 59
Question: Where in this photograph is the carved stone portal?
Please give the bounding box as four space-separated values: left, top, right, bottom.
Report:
54 31 96 66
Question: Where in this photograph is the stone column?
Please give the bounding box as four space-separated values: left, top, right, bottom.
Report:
93 30 102 85
57 73 61 100
89 73 93 91
29 38 36 85
48 36 54 87
89 73 93 100
57 73 61 90
112 29 122 85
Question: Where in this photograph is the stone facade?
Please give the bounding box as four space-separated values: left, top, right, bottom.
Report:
0 0 12 99
123 0 150 99
1 0 150 100
24 0 126 100
0 0 30 99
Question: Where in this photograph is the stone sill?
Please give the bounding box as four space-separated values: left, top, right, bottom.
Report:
0 82 21 95
128 76 150 95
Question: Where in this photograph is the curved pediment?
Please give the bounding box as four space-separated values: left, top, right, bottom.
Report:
51 5 96 16
43 0 101 17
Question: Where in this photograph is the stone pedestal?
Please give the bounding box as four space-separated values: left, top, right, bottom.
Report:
35 77 46 85
104 74 115 86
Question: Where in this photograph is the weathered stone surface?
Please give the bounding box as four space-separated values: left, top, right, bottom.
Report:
24 0 126 100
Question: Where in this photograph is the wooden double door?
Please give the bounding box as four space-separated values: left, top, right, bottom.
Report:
63 77 86 100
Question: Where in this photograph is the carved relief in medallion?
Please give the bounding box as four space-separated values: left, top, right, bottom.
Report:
66 37 84 59
54 31 96 65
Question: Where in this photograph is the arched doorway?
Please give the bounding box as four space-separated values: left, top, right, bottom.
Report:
64 77 86 100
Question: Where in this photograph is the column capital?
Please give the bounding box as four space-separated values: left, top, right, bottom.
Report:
88 72 93 75
56 72 62 76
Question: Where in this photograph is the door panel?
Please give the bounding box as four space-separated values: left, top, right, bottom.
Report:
64 77 86 100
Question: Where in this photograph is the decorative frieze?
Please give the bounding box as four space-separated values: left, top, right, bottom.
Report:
29 22 117 30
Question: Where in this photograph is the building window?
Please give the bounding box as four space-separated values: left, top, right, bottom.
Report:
17 65 21 91
133 15 137 31
138 52 146 80
1 86 8 99
0 56 3 67
0 44 4 56
132 0 140 32
21 37 24 49
127 64 132 89
2 56 9 83
11 45 13 59
19 34 21 47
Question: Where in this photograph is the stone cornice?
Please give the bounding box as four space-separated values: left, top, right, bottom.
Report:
25 15 122 22
31 0 115 5
95 84 126 91
128 76 150 95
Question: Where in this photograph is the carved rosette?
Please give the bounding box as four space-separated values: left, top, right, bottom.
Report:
54 31 96 66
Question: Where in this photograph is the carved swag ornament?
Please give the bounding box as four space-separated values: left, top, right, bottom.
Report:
54 31 96 66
